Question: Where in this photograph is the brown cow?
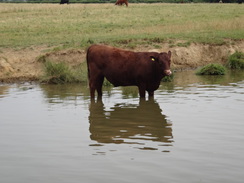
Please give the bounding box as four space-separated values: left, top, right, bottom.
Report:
115 0 129 7
86 44 172 100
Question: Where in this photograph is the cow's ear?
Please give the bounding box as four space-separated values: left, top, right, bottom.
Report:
168 51 171 58
150 56 157 62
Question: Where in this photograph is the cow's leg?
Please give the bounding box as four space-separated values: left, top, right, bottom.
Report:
89 81 96 100
96 76 104 100
148 91 154 100
88 64 103 100
138 85 146 98
89 74 103 100
148 91 154 97
89 76 104 101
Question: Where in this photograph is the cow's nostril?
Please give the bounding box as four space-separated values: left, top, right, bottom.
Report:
165 70 172 76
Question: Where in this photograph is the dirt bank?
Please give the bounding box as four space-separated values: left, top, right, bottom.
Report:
0 41 243 83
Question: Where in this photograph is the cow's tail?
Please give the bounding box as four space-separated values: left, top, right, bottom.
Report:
86 46 91 81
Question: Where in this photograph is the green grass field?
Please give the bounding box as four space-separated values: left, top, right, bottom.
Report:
0 3 244 49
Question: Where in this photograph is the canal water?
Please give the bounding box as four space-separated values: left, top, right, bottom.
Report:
0 70 243 183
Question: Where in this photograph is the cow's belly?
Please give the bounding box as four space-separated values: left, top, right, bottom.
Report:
105 76 137 87
103 67 138 87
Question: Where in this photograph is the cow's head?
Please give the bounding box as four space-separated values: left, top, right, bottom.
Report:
150 51 172 76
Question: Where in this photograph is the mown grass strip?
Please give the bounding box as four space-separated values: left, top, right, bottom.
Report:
0 3 243 48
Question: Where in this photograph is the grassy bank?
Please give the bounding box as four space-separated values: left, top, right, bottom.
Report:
0 3 244 49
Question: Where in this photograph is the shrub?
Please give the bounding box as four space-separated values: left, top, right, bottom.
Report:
162 73 174 82
227 52 244 70
41 61 85 84
196 64 226 75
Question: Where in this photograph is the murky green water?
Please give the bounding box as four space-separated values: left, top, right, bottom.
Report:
0 70 244 183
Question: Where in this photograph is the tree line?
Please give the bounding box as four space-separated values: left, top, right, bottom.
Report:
0 0 242 3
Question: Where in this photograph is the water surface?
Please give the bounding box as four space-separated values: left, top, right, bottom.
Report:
0 70 244 183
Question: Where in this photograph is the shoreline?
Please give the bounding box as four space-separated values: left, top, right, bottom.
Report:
1 41 244 83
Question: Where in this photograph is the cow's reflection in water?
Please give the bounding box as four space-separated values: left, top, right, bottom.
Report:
89 99 173 149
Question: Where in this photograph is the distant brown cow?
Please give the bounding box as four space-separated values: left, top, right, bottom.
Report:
60 0 69 4
86 44 172 100
115 0 129 7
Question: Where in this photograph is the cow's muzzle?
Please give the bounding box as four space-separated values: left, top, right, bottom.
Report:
164 69 172 76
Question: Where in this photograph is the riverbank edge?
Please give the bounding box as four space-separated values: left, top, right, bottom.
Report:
0 41 244 83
